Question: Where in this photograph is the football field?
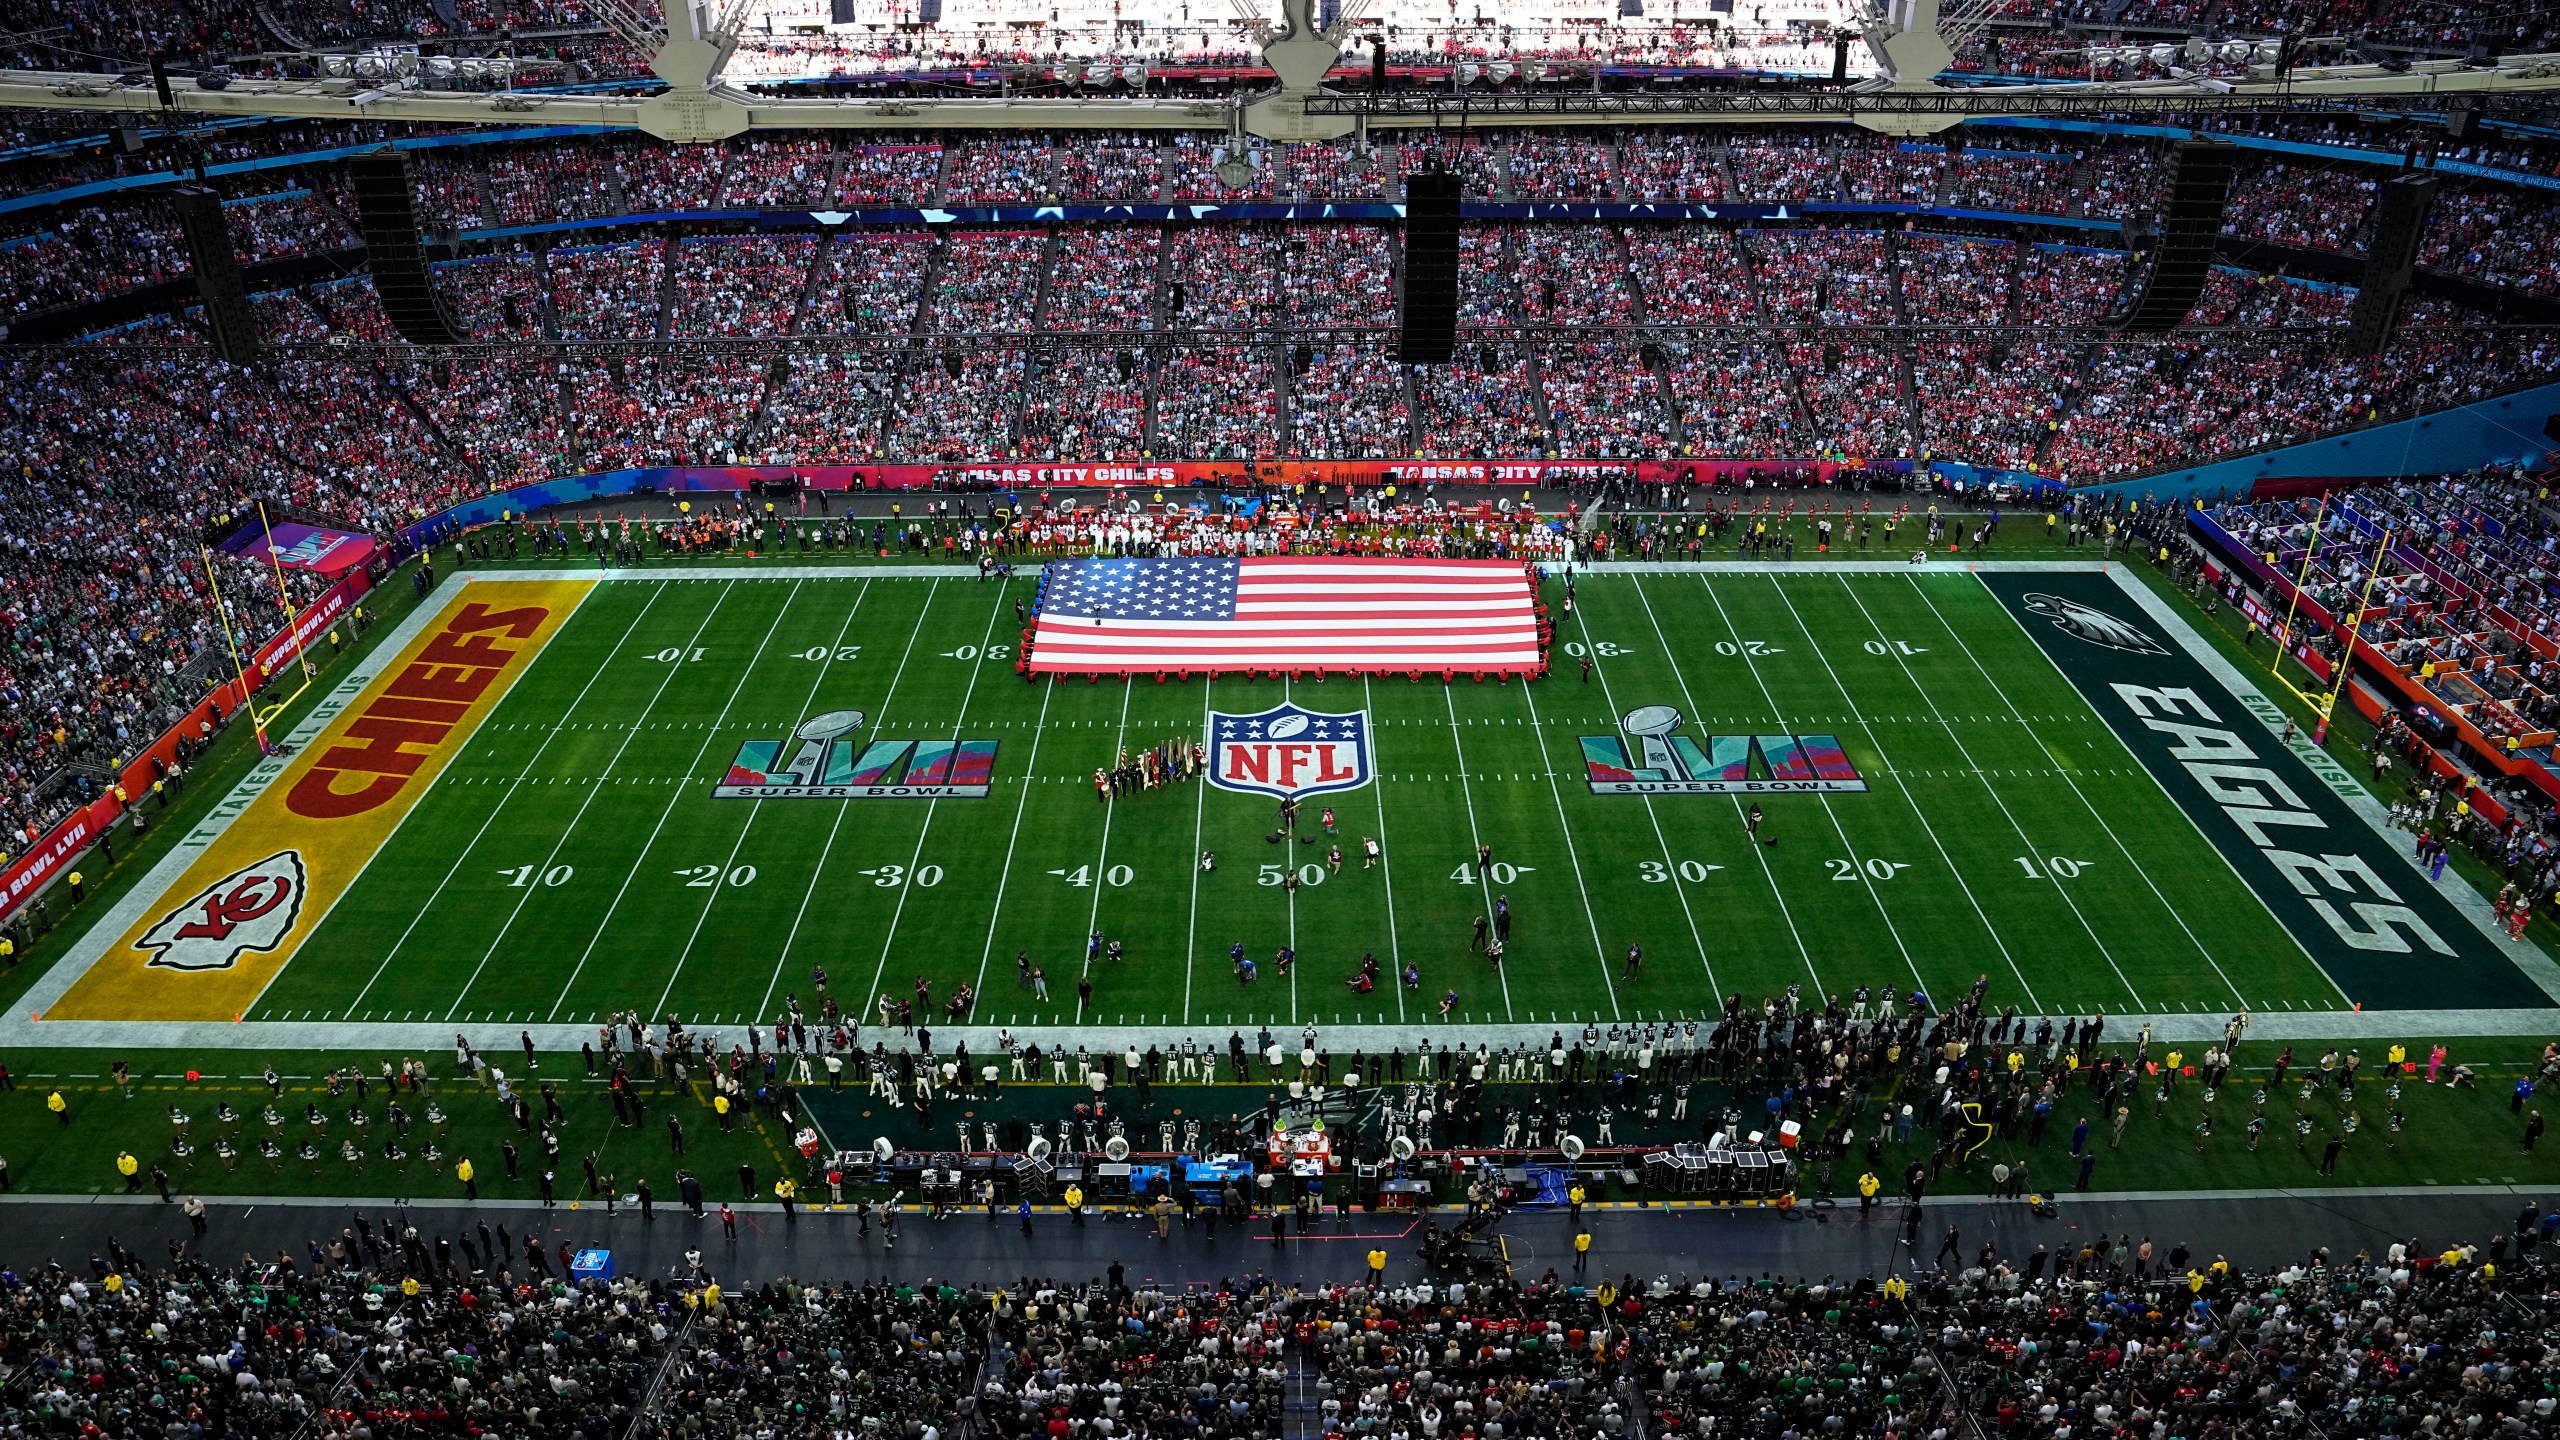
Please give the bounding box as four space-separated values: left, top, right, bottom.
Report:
30 559 2555 1045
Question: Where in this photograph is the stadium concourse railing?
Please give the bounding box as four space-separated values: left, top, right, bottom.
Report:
0 565 383 933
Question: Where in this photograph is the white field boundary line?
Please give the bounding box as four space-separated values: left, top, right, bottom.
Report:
1686 574 1929 996
339 581 672 1019
1757 575 2045 1014
1441 685 1516 1023
1820 574 2144 1006
16 573 580 1022
2102 565 2560 1006
513 579 807 1020
440 580 756 1021
1891 574 2245 1010
861 587 1015 1024
1615 576 1823 993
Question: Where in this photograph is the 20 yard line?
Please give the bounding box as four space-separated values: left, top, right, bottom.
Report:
1441 685 1514 1021
338 582 671 1019
526 579 806 1021
660 579 874 1024
1686 575 1921 994
1512 668 1627 1016
1761 576 2044 1012
1831 576 2145 1007
442 581 753 1020
861 585 1013 1021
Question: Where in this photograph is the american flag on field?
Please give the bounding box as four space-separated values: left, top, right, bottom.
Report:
1026 557 1544 675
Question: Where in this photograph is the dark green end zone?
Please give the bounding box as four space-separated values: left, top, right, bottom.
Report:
1980 571 2542 1010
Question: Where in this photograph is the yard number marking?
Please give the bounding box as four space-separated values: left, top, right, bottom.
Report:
1639 860 1725 883
1447 863 1535 885
675 864 758 888
1051 864 1134 887
500 864 574 888
2013 855 2097 880
1830 858 1912 882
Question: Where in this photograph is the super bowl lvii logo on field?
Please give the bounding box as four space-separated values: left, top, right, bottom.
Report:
1580 706 1868 795
1208 704 1374 801
715 710 999 799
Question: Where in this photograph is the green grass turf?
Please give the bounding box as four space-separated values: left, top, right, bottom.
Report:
216 564 2410 1034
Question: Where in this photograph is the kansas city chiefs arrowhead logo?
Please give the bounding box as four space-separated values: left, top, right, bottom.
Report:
135 851 308 972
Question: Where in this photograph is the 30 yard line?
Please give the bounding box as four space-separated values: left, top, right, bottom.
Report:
1687 575 1923 994
659 578 875 1024
1511 666 1626 1015
1615 576 1826 993
336 581 670 1020
1830 575 2144 1007
1914 575 2273 1008
862 585 1012 1022
527 578 806 1022
443 580 753 1021
1760 576 2043 1012
1441 685 1514 1021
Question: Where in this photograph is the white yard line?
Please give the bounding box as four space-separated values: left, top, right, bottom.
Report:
1826 575 2145 1007
1907 574 2256 1008
862 586 1014 1022
1615 576 1826 992
1511 664 1628 1016
518 579 805 1021
1686 574 1923 994
338 582 666 1019
1182 680 1215 1023
966 679 1058 1008
1070 679 1138 1023
1760 576 2044 1013
1362 677 1407 1025
1441 685 1515 1021
661 579 875 1025
442 579 753 1020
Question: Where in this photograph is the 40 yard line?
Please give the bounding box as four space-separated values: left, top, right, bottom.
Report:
1073 679 1139 1023
1441 685 1515 1022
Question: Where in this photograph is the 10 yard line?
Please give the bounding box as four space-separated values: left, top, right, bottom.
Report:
338 582 670 1020
1441 685 1514 1021
528 579 805 1021
1828 575 2143 1006
445 580 754 1021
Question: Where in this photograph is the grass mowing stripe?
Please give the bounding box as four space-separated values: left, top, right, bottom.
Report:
442 579 749 1020
1183 679 1214 1023
753 581 883 1021
1440 685 1516 1021
1918 573 2278 1009
967 677 1057 1009
1619 576 1829 992
1359 677 1406 1026
527 577 797 1020
1689 574 1927 997
868 585 1016 1018
335 581 666 1020
1761 576 2044 1013
839 579 949 1018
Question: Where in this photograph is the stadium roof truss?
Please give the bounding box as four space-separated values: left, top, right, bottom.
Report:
1 0 2556 143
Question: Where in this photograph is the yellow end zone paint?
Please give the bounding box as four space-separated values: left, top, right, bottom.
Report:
48 579 593 1023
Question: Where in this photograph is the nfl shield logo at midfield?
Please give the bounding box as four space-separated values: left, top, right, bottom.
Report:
1209 704 1374 801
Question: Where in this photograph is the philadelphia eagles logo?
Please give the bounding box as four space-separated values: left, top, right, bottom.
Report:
2021 593 2167 656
